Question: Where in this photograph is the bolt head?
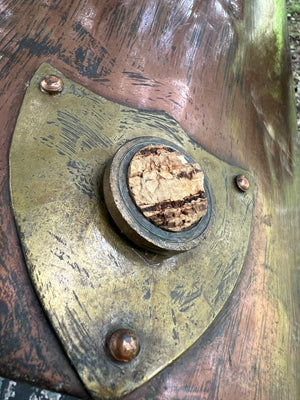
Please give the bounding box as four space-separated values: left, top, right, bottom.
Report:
235 175 250 192
107 329 140 362
40 75 64 94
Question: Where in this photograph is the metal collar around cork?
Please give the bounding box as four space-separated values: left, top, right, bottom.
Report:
103 137 212 254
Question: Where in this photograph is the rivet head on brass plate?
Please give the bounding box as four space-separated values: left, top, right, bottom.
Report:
103 137 212 253
40 75 64 94
235 175 250 192
107 329 140 362
10 63 255 399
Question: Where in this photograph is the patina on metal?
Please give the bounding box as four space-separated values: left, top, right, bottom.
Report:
9 63 254 399
104 138 210 253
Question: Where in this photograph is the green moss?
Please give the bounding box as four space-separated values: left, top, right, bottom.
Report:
274 0 286 51
269 0 287 101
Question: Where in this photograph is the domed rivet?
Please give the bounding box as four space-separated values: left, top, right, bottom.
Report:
235 175 250 192
40 75 64 94
107 329 140 362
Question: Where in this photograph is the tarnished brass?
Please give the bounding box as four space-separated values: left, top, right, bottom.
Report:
9 63 255 399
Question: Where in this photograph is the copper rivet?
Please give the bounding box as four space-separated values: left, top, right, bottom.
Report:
235 175 250 192
40 75 64 94
107 329 140 362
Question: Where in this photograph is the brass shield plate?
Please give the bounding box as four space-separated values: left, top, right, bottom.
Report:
10 64 254 399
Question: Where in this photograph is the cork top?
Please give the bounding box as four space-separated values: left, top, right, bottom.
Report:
128 145 207 232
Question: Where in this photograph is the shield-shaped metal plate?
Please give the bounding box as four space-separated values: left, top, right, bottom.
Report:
10 63 254 399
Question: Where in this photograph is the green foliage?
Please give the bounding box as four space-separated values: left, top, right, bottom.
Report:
287 0 300 16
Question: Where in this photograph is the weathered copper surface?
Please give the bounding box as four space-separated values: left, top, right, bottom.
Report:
9 63 253 398
0 0 299 399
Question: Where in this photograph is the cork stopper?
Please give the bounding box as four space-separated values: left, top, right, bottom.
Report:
128 145 207 232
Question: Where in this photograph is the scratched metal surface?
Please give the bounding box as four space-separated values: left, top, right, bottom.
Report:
0 0 299 399
10 63 254 399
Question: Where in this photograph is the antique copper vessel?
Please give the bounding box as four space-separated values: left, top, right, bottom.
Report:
0 1 299 399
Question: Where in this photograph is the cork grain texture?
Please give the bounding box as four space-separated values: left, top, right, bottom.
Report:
128 145 207 232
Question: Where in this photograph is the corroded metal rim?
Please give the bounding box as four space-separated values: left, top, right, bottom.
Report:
104 137 212 253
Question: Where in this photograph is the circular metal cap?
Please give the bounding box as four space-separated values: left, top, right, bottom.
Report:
103 137 212 253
